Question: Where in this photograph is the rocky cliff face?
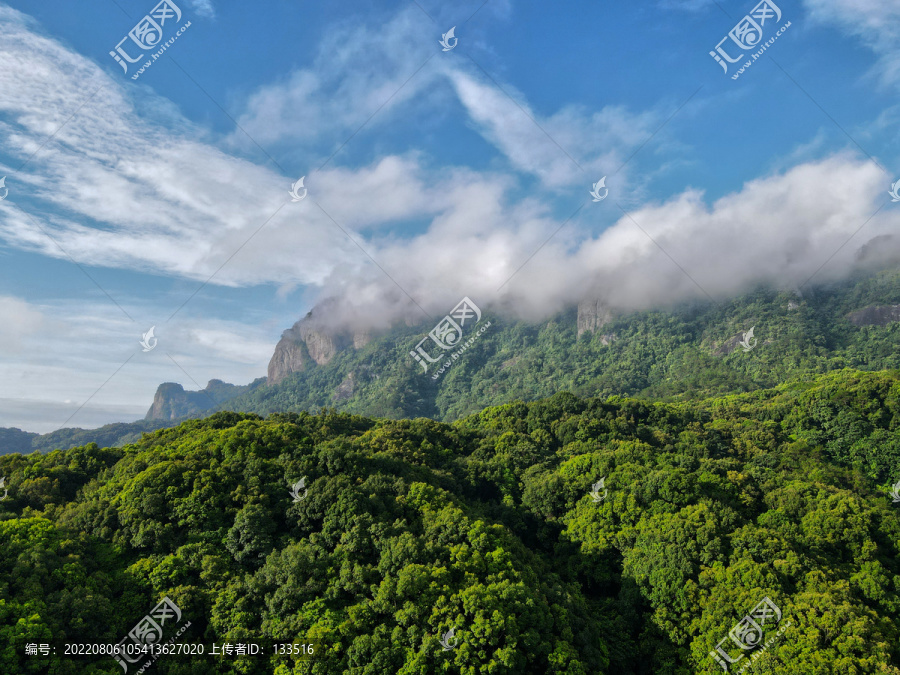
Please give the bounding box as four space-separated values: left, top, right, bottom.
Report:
847 305 900 326
267 305 375 385
577 297 612 337
299 321 343 366
267 326 312 385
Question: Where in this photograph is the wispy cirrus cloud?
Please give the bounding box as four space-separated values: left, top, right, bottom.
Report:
229 4 665 191
229 7 437 151
186 0 215 18
802 0 900 88
444 67 661 188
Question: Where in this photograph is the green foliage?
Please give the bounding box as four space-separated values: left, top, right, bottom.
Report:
0 378 898 673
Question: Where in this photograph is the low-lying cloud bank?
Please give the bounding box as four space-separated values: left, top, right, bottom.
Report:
311 154 899 332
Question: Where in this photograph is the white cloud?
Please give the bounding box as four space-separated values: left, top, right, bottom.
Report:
0 296 274 432
0 295 45 352
445 68 660 188
187 0 215 19
184 325 275 365
802 0 900 87
310 154 900 329
230 7 436 150
576 155 897 312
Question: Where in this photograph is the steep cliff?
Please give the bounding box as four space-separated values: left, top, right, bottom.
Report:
266 305 375 385
267 325 313 384
577 297 612 337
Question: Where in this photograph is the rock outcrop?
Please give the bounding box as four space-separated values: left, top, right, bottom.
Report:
333 372 356 402
299 322 341 366
847 305 900 327
145 382 215 420
266 325 311 384
267 304 376 385
577 297 612 337
713 333 748 357
145 379 263 420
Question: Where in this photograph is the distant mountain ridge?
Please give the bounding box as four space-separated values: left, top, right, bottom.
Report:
0 419 178 456
12 267 900 455
201 267 900 422
145 378 265 420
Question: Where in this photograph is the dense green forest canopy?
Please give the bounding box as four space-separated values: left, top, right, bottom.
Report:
1 368 898 673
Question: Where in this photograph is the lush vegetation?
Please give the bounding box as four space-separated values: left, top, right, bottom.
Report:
223 269 900 423
1 368 899 673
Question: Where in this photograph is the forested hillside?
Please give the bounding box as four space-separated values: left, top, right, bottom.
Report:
221 270 900 423
1 369 898 673
0 419 180 457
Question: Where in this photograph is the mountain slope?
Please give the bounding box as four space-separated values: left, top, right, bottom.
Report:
219 268 900 423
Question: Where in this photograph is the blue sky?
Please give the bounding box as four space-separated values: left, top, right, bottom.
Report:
0 0 899 431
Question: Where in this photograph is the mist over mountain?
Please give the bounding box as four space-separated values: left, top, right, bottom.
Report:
287 156 900 338
5 0 900 671
131 265 900 430
10 264 900 454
